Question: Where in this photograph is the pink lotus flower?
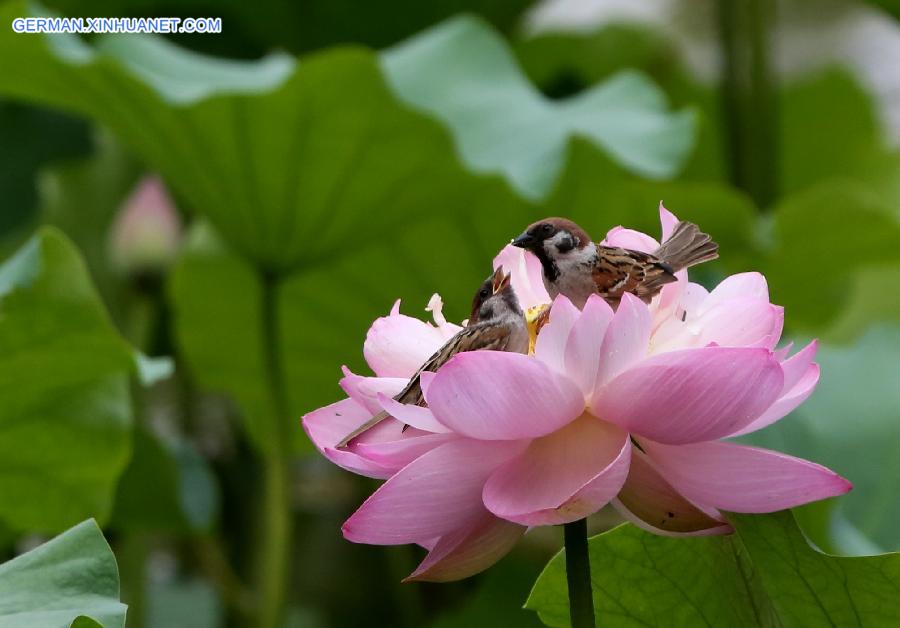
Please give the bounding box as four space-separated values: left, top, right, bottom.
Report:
302 205 851 581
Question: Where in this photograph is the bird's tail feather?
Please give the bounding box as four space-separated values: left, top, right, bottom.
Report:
335 410 389 449
654 221 719 271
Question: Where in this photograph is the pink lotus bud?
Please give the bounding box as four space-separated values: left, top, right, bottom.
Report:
108 176 182 276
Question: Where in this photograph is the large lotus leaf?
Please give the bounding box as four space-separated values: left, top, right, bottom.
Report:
0 519 126 628
765 181 900 331
382 15 696 201
170 182 529 452
0 228 133 532
526 510 900 627
0 1 495 272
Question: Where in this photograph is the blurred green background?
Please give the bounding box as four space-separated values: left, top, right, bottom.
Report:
0 0 899 626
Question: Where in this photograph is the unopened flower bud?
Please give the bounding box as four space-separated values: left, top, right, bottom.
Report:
108 176 182 276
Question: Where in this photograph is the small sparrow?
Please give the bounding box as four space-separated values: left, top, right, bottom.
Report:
511 217 719 309
335 267 528 449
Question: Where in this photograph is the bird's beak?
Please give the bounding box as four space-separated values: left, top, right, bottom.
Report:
511 232 535 249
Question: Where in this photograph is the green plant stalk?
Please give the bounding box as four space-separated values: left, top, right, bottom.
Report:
564 518 595 628
257 270 293 628
717 0 779 208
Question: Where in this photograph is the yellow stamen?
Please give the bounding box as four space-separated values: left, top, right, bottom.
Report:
525 303 552 355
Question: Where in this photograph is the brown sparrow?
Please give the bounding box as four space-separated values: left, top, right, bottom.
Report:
511 217 718 309
335 268 529 448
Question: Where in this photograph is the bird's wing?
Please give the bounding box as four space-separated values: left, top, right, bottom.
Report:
395 322 511 406
593 245 677 300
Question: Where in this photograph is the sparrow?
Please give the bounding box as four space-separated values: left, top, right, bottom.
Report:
511 217 719 309
335 267 529 449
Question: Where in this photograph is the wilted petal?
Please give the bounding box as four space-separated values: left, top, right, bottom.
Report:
376 394 451 433
593 293 653 391
404 511 525 582
564 295 614 396
426 351 584 440
643 440 852 513
612 447 731 536
592 347 784 444
364 302 459 378
302 398 396 479
494 244 550 310
342 439 527 545
534 295 580 375
483 415 629 526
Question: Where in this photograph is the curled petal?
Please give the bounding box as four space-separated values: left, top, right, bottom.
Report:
340 367 406 415
593 293 653 391
564 295 614 397
342 439 527 545
493 244 550 310
404 511 525 582
592 347 784 444
612 446 731 536
534 295 580 375
483 415 629 525
376 394 451 433
364 302 461 378
426 351 584 440
302 398 396 479
643 440 852 513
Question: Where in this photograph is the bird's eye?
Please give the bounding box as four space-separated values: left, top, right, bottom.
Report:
479 288 490 299
540 223 554 235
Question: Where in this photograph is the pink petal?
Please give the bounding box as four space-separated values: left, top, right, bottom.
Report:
534 295 580 375
593 293 652 390
339 367 406 415
404 511 525 582
342 439 527 545
658 203 679 242
353 432 459 469
364 301 461 378
612 446 731 536
426 351 584 440
483 415 629 525
564 295 614 396
702 272 769 309
493 244 550 310
695 300 784 349
592 347 784 444
729 363 820 437
602 226 659 252
376 394 451 433
779 340 819 392
643 440 852 513
302 398 396 479
729 340 820 436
